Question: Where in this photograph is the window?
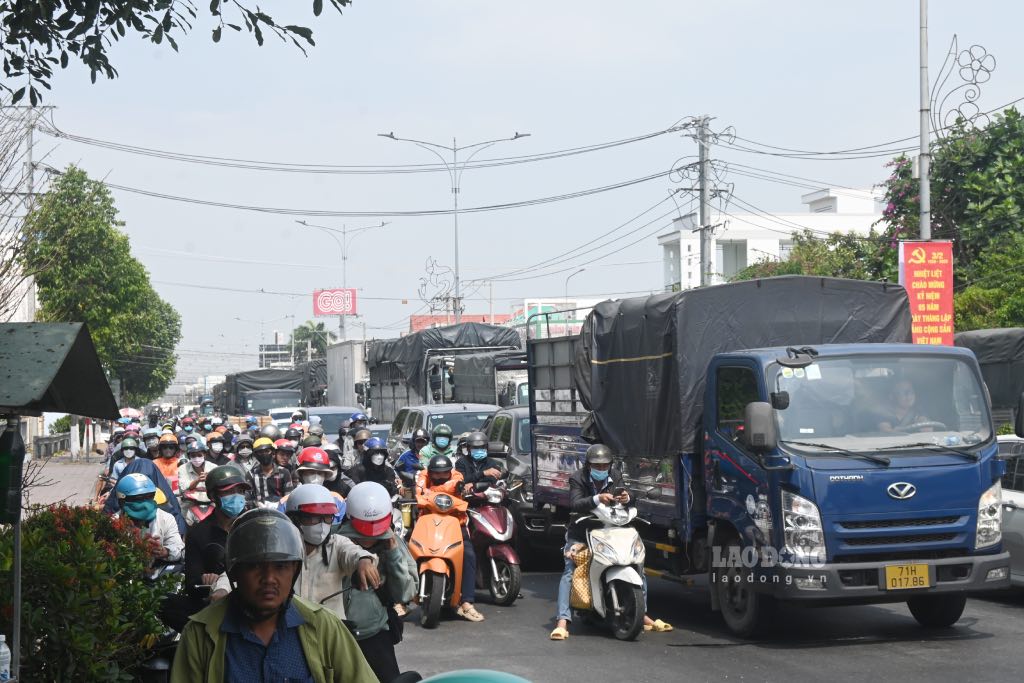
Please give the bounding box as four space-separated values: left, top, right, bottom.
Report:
490 415 512 446
407 411 424 432
390 409 408 436
1000 441 1024 492
716 366 760 441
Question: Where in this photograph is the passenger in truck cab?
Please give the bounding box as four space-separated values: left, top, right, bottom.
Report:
878 379 931 432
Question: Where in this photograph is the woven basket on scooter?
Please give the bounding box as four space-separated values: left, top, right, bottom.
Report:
569 546 592 610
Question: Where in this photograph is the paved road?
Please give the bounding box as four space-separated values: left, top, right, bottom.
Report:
397 572 1024 682
23 458 99 507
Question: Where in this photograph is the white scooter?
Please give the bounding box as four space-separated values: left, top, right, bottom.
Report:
572 502 647 641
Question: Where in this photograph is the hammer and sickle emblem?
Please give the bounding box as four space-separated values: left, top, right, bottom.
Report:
907 246 927 264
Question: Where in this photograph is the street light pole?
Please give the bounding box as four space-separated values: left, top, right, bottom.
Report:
564 268 586 310
378 131 530 324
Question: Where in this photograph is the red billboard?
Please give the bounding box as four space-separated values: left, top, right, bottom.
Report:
313 288 357 317
898 240 954 345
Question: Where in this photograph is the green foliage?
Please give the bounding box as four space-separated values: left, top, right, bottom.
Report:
731 229 896 283
290 319 337 363
48 415 70 434
21 166 182 405
0 505 172 682
0 0 352 103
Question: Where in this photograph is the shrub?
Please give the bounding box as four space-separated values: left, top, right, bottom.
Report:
0 505 171 682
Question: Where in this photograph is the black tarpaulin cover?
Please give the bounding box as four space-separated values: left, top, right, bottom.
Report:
955 328 1024 409
452 349 526 403
367 323 521 386
580 277 913 457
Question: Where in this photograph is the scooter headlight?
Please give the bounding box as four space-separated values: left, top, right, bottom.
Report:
485 489 503 504
434 494 453 512
590 536 617 565
630 535 646 564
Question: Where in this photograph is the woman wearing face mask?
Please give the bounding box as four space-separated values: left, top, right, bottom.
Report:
349 438 399 498
231 434 256 472
111 436 142 481
455 431 506 497
178 442 212 516
115 473 184 562
279 448 346 525
154 433 184 495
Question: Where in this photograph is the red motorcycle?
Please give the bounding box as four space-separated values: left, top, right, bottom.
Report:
182 486 214 527
466 479 522 606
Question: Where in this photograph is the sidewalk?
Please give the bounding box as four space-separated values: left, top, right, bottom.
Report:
24 456 102 507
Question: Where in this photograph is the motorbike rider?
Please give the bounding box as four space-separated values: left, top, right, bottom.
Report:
115 473 184 562
244 414 258 432
416 454 483 622
162 465 252 633
321 441 356 498
154 432 183 494
111 436 142 481
549 444 672 641
417 424 455 467
395 428 429 476
142 427 161 459
350 437 399 498
251 436 294 505
171 508 378 683
300 433 323 450
206 431 232 467
455 431 505 495
341 412 369 465
338 482 418 683
274 438 298 473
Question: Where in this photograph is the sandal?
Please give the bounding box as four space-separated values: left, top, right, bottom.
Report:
644 619 674 632
457 604 485 622
393 603 408 618
549 626 570 641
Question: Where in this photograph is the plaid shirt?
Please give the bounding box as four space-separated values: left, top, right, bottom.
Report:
250 464 294 503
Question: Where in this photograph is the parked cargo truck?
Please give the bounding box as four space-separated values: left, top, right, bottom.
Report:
215 369 304 416
527 277 1014 636
367 322 521 424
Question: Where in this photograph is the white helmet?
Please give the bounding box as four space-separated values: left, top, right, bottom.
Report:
284 484 337 516
346 482 392 538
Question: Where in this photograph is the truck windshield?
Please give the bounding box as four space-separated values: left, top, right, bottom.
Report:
772 354 991 451
428 412 494 435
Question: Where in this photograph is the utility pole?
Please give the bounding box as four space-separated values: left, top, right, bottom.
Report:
919 0 931 240
697 116 713 286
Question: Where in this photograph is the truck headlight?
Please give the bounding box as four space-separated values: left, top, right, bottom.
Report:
976 481 1002 549
782 490 825 564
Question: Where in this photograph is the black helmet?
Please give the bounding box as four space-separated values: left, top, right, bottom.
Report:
466 431 488 449
585 444 614 466
411 428 430 444
428 454 453 473
285 427 302 441
225 508 304 575
206 465 252 495
260 424 281 441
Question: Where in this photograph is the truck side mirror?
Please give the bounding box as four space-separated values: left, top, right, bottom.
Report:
488 441 509 457
744 401 778 452
1016 393 1024 438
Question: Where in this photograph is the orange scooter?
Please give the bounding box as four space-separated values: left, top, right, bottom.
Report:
408 487 468 629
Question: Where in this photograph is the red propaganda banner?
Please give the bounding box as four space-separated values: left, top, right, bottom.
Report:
313 288 357 317
898 240 954 345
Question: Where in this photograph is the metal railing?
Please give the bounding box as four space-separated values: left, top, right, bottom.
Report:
33 433 70 459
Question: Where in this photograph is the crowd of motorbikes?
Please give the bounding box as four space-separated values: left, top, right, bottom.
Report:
92 411 651 681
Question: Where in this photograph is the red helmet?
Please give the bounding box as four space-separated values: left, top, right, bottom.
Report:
273 438 295 453
296 447 331 472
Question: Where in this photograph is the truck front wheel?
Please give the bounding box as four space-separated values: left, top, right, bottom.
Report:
907 594 966 628
713 538 776 638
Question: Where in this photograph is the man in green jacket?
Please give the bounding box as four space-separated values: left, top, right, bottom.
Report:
171 508 379 683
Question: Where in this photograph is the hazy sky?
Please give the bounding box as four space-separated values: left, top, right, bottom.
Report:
34 1 1024 387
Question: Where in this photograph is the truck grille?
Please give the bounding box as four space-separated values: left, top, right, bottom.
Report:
839 516 960 530
844 533 957 547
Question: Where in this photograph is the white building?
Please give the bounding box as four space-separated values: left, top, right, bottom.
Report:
658 188 883 291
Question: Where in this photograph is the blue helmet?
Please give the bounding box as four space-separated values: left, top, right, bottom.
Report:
350 412 368 424
245 415 258 426
364 437 387 453
115 473 156 499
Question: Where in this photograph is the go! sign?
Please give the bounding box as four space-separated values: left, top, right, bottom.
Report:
313 288 357 316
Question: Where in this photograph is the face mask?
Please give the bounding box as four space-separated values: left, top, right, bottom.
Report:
190 456 206 469
218 493 246 518
122 448 137 459
300 522 332 546
430 477 450 487
591 468 610 482
237 447 253 457
184 426 193 433
256 452 275 466
370 454 385 466
211 443 224 454
145 438 158 448
435 437 450 449
124 499 157 523
160 448 176 459
471 448 487 461
301 473 326 486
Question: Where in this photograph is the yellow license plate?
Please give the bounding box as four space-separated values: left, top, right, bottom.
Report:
884 563 931 590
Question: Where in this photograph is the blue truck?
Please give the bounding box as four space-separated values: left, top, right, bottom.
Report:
527 276 1014 636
